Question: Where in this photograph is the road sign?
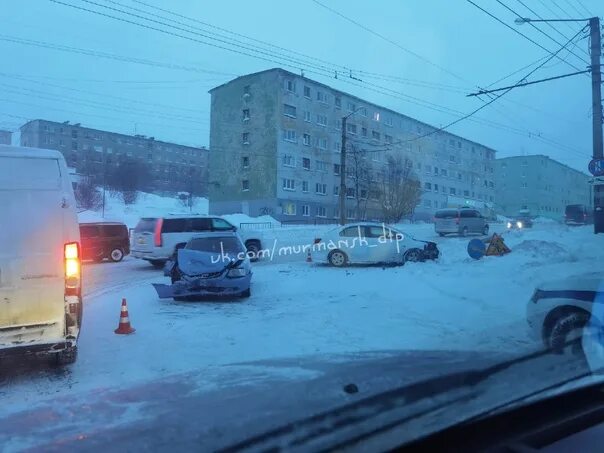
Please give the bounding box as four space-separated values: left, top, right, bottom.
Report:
588 159 604 176
467 239 486 260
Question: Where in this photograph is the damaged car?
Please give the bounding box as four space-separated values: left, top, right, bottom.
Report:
152 232 252 300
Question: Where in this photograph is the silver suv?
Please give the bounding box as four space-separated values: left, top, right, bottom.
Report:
434 208 489 237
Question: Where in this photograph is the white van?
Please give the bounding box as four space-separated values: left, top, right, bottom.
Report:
0 146 82 364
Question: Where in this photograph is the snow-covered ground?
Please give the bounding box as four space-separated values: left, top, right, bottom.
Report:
1 220 603 419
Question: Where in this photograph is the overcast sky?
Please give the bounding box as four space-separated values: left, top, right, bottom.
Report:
1 0 601 172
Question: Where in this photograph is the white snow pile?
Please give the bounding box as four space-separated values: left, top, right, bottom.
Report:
532 216 559 224
223 213 280 228
512 239 575 263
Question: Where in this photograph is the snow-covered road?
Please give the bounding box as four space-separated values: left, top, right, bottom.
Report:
1 222 602 415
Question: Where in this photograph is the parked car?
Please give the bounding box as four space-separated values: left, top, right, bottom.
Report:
434 207 489 237
565 204 593 225
0 145 81 364
79 222 130 262
153 231 252 300
130 215 263 267
526 273 604 355
506 209 533 229
311 222 439 267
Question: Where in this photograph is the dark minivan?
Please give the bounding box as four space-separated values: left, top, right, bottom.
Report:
564 204 593 225
79 222 130 262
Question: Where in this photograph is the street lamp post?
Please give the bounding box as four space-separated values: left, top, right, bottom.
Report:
339 106 365 225
516 15 603 233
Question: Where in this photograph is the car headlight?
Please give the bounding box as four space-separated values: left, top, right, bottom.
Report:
227 268 248 277
516 221 523 228
506 222 512 228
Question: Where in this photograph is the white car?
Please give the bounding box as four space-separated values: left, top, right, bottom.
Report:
131 215 264 267
0 146 82 364
526 273 604 356
310 222 439 267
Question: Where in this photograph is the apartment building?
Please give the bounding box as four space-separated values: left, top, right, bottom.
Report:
495 155 591 220
209 68 496 221
0 129 12 145
20 119 209 194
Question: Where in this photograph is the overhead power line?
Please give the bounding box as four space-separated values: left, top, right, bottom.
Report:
468 69 590 96
535 0 583 34
574 0 594 17
465 0 587 74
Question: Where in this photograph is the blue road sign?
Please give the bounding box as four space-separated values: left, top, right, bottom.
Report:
467 238 486 260
589 159 604 176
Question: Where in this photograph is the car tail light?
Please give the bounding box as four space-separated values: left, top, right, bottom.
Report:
65 242 81 296
154 218 164 247
313 238 322 244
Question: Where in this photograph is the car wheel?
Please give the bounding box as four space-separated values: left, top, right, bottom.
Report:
404 248 423 263
438 233 446 237
240 288 251 298
53 346 78 365
109 248 124 262
150 260 166 269
245 240 261 262
549 310 590 354
328 250 348 267
460 226 468 237
483 224 489 235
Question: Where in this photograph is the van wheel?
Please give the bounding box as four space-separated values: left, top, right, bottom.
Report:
109 248 124 262
438 233 446 237
150 260 165 269
54 346 78 365
460 227 468 237
245 240 261 262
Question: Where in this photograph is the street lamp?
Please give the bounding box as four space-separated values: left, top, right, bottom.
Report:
513 15 603 233
339 106 366 225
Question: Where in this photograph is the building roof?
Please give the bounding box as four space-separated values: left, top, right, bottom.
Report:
496 154 590 177
208 67 497 153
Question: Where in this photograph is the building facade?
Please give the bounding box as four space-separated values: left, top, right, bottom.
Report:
495 155 591 220
0 129 12 145
20 119 209 195
209 68 496 222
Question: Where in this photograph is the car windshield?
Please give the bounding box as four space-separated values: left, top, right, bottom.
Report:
3 0 604 450
186 237 244 254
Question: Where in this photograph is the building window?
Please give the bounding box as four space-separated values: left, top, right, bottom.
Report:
424 199 432 208
385 117 393 127
241 156 249 168
304 111 311 122
334 185 340 196
449 155 455 163
334 141 341 152
242 132 250 144
317 206 327 217
458 172 462 180
71 130 78 138
346 208 355 220
424 182 432 190
434 167 439 175
347 102 356 112
318 138 328 150
334 163 341 175
316 114 327 127
282 178 295 191
302 180 309 192
304 86 311 98
316 160 327 172
241 179 249 191
372 131 380 141
335 97 341 108
361 127 367 138
385 134 392 144
317 91 328 103
71 141 78 150
489 181 494 188
282 129 297 143
284 79 296 93
360 189 367 199
521 182 528 188
303 133 311 146
346 123 357 135
425 165 432 174
283 154 295 167
373 111 380 122
346 187 355 198
302 205 310 216
315 183 327 195
284 104 297 118
434 183 439 192
450 187 456 195
283 202 296 216
441 169 447 177
441 186 447 193
302 157 311 170
243 85 250 94
242 109 250 121
464 190 469 197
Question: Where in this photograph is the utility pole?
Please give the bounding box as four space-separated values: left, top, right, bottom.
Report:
590 17 604 233
102 149 106 218
339 116 347 225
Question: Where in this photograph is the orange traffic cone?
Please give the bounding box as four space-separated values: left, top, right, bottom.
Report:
115 298 135 335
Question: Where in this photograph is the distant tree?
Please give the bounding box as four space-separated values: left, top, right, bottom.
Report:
106 158 151 205
348 145 373 220
74 177 103 211
378 154 421 223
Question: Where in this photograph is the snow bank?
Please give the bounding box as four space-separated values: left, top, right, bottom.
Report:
532 216 558 224
78 191 209 229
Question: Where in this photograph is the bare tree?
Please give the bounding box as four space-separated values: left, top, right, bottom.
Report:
348 145 373 220
106 158 151 205
74 177 103 211
378 154 421 223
